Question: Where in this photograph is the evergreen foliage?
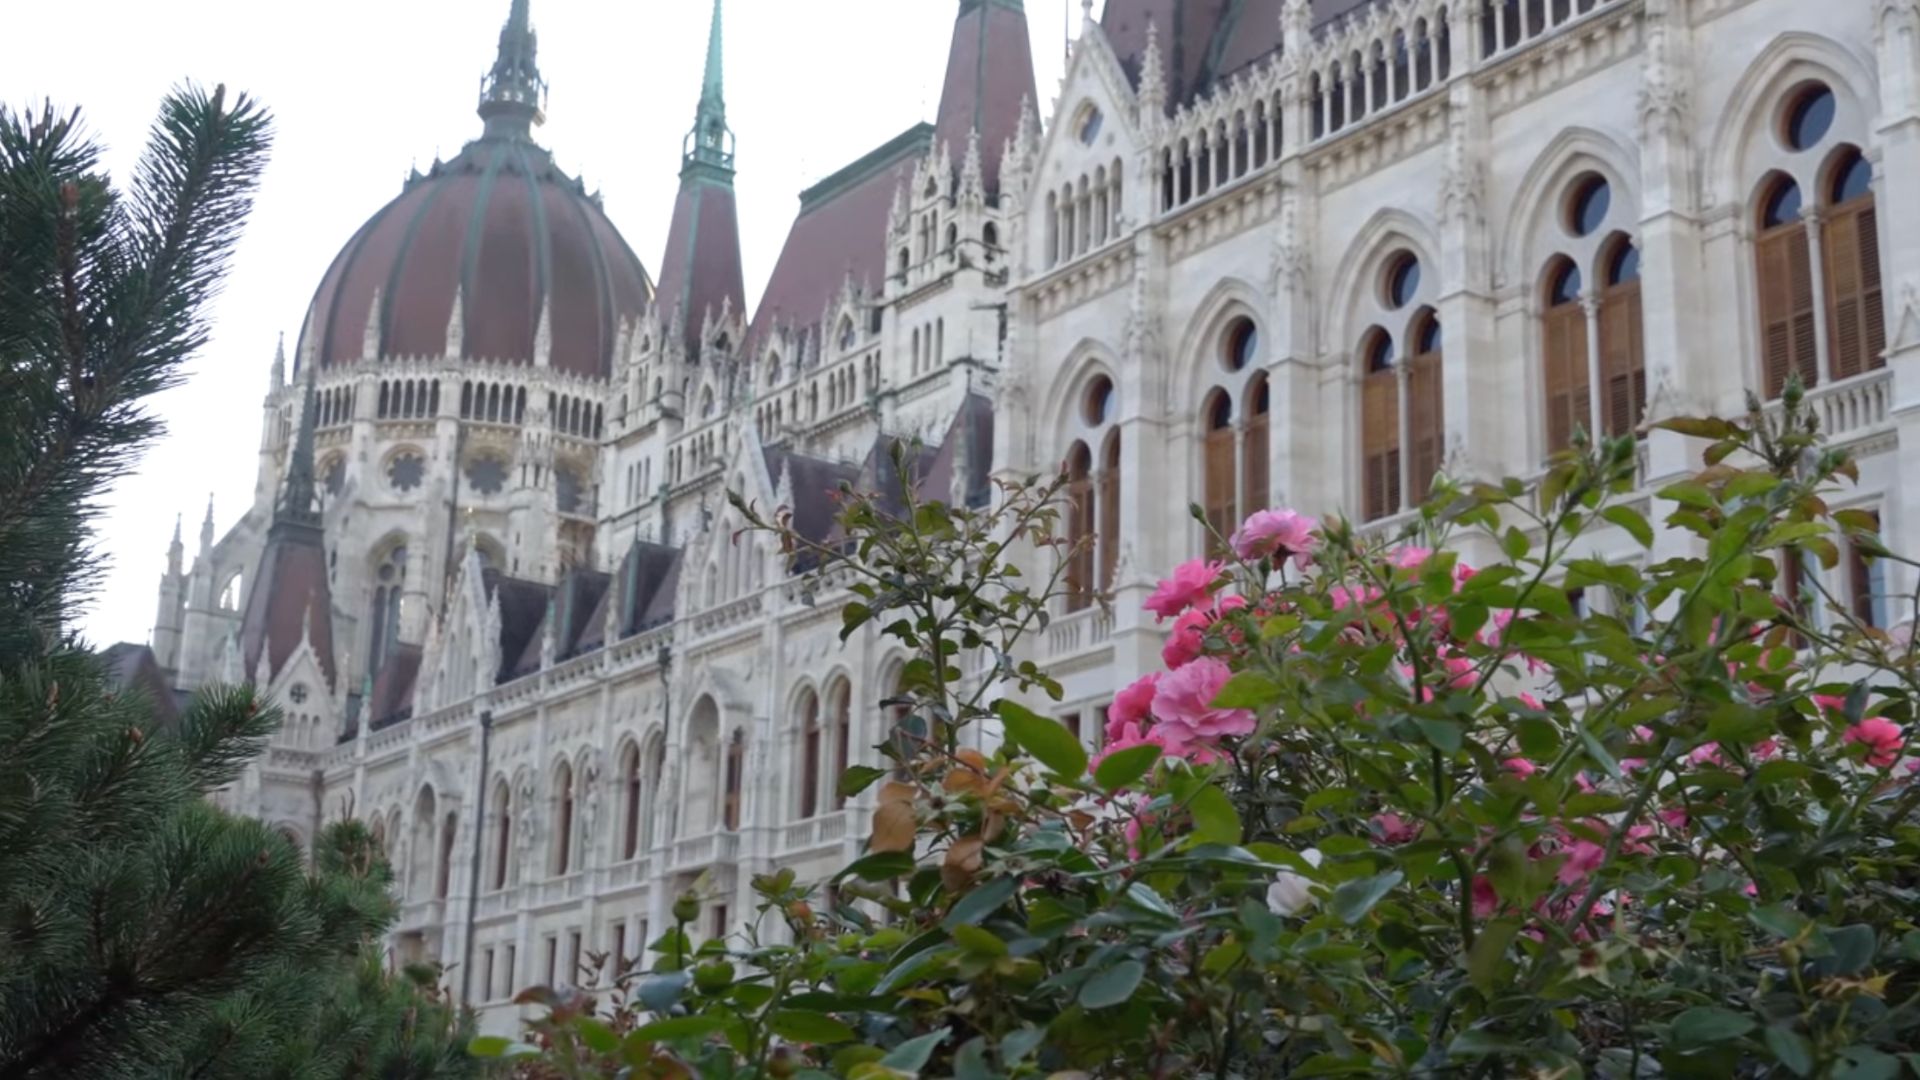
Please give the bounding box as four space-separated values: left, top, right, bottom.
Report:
0 90 481 1078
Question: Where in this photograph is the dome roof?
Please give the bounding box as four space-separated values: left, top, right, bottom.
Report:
297 1 652 380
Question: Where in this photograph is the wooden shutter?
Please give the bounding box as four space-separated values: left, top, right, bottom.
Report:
800 710 821 819
1066 468 1095 610
724 735 744 830
1826 199 1885 380
1598 281 1645 437
1542 302 1589 453
831 694 851 810
1758 224 1819 396
1098 440 1120 590
1849 510 1883 627
1407 348 1444 502
1361 369 1400 521
1203 426 1237 547
1243 411 1270 518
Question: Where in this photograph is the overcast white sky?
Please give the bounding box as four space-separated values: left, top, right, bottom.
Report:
3 0 1076 648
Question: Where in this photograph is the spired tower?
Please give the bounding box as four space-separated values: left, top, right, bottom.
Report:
655 0 747 363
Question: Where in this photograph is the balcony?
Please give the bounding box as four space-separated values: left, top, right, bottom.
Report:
668 831 741 873
1045 605 1114 662
534 872 587 907
780 812 849 854
397 898 446 932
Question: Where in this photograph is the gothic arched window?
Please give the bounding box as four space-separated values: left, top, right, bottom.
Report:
1243 374 1270 517
1597 237 1646 437
1360 329 1400 522
367 545 407 676
1542 257 1590 453
1065 441 1096 610
828 679 853 810
491 778 512 890
436 810 457 900
1406 309 1444 502
1099 431 1121 591
620 743 643 861
797 690 822 820
551 761 574 876
1756 173 1816 397
722 730 745 831
1201 390 1236 547
1823 148 1883 380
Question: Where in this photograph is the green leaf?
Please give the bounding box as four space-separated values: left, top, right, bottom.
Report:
771 1010 858 1045
574 1017 619 1054
839 765 888 798
943 876 1017 929
1414 717 1463 753
1652 416 1738 440
468 1036 541 1059
1468 918 1521 993
1213 670 1283 709
880 1027 951 1072
1766 1025 1814 1076
1078 959 1146 1009
840 603 873 641
996 699 1088 778
1578 726 1621 778
951 923 1007 957
1829 924 1876 975
1502 526 1530 560
1838 1048 1900 1080
1094 743 1162 791
628 1016 727 1044
1186 782 1243 845
1669 1006 1755 1047
1329 870 1404 925
1602 505 1654 548
840 851 917 882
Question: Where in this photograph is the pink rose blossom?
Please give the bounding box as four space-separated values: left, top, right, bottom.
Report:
1557 839 1608 886
1372 812 1420 845
1471 876 1500 918
1144 559 1226 620
1845 716 1906 768
1151 657 1257 754
1230 509 1319 566
1518 693 1545 712
1388 545 1433 570
1162 608 1210 669
1109 674 1160 732
1503 757 1538 780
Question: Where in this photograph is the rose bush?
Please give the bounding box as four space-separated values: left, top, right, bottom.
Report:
478 392 1920 1078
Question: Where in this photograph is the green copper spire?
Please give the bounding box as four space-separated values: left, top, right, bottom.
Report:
683 0 735 173
275 362 322 532
479 0 546 140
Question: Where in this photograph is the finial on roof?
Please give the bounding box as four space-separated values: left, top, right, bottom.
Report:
270 332 286 390
274 362 322 531
478 0 547 140
683 0 736 173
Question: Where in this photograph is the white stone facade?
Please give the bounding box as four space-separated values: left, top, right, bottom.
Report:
151 0 1920 1034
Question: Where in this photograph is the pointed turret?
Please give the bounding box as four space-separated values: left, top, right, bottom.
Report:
478 0 546 141
654 0 746 362
239 363 337 691
269 333 286 391
933 0 1038 197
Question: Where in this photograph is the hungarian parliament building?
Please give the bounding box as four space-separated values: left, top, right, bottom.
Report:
132 0 1920 1034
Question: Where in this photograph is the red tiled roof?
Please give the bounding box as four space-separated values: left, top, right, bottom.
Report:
934 0 1038 195
747 125 932 348
299 136 654 378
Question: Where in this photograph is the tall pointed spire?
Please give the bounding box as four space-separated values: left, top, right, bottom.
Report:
934 0 1038 196
275 363 321 530
656 0 745 358
478 0 547 140
684 0 736 172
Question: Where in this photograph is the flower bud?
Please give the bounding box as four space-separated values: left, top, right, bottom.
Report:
672 891 700 924
692 959 734 994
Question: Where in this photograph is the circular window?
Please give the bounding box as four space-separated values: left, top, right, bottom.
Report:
1383 253 1421 309
1078 106 1104 145
1784 83 1836 151
1566 174 1611 237
1083 374 1115 426
465 455 508 496
386 452 424 492
1606 241 1641 287
1761 178 1803 229
1223 318 1259 372
1831 151 1872 204
555 465 584 515
1547 261 1583 306
321 455 345 495
1364 329 1396 373
289 683 308 704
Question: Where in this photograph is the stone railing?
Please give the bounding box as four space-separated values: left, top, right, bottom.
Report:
1045 605 1115 660
780 811 850 854
599 855 654 893
396 898 445 932
1805 368 1892 442
669 830 741 873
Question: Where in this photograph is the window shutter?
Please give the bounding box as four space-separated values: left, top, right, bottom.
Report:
1243 414 1270 517
1788 227 1819 389
1542 303 1588 453
1361 370 1399 520
1066 472 1095 610
1599 281 1645 437
1098 451 1120 591
1203 427 1237 547
1862 205 1886 366
1825 200 1885 379
1757 230 1794 397
1408 348 1444 502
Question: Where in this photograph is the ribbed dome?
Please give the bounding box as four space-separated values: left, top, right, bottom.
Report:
298 137 653 380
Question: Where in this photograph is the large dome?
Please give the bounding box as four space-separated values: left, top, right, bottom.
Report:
297 2 652 380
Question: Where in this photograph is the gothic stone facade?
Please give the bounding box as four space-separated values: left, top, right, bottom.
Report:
147 0 1920 1035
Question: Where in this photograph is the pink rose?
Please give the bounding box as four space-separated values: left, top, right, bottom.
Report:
1372 812 1419 845
1230 509 1318 567
1144 559 1226 620
1503 757 1538 780
1161 607 1210 669
1845 716 1905 768
1471 876 1500 918
1556 838 1607 886
1388 545 1433 570
1151 657 1256 753
1109 673 1160 731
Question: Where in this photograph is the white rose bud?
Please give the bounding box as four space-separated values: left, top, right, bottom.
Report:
1266 847 1324 917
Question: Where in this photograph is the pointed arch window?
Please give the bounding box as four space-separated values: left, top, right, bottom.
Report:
1822 150 1883 380
552 761 574 876
1406 310 1444 503
1360 329 1400 522
436 811 457 900
828 679 853 810
1756 175 1817 397
1243 375 1270 516
1065 441 1096 610
1542 258 1590 453
492 778 513 890
1099 431 1121 591
1597 238 1647 437
798 690 823 820
620 744 643 860
1201 391 1237 547
643 738 666 847
722 730 746 831
368 545 408 676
